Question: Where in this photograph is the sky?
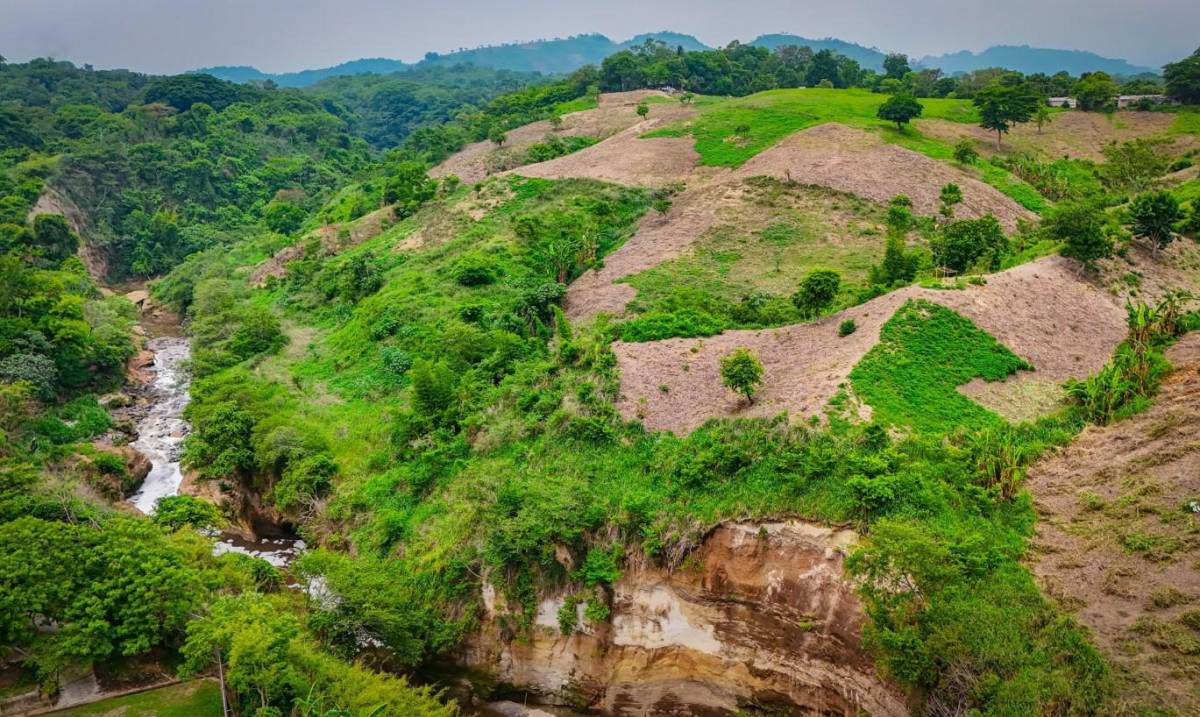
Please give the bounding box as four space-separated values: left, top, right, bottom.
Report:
0 0 1196 75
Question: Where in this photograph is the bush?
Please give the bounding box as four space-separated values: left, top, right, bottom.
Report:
153 495 224 531
932 215 1007 273
720 347 764 404
262 200 306 235
0 353 58 400
953 139 979 165
1045 201 1114 269
273 453 336 511
451 253 497 286
839 319 858 337
1128 190 1183 252
791 269 841 318
870 235 918 286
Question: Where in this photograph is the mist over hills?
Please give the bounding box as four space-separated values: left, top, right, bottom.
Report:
916 45 1156 77
196 31 1161 87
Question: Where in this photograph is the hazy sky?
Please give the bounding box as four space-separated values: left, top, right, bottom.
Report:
1 0 1196 74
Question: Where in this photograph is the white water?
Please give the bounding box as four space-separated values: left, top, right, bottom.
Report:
127 336 191 514
127 334 303 566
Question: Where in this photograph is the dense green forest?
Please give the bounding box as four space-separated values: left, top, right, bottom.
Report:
2 36 1200 716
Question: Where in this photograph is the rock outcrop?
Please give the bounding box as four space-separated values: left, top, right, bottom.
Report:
460 521 909 716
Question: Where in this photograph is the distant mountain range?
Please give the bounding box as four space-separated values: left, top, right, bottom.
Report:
195 32 1159 88
915 45 1156 77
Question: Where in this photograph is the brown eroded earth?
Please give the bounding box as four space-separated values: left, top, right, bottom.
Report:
432 90 697 185
735 123 1036 232
459 520 909 716
917 110 1195 162
559 122 1035 321
613 256 1128 434
1027 333 1200 715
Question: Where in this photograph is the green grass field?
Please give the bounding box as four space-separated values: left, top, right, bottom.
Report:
850 299 1033 432
50 681 222 717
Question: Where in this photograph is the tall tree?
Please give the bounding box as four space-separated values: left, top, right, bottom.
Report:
876 94 924 132
1163 47 1200 104
973 77 1038 149
883 53 911 80
1073 72 1119 112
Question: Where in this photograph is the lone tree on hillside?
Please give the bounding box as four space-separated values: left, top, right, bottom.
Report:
1163 47 1200 104
488 126 507 147
877 94 923 132
1129 191 1183 254
792 269 842 318
1044 201 1114 271
636 102 649 119
720 347 764 405
974 78 1039 149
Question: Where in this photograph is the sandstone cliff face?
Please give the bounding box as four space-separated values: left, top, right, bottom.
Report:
460 521 909 716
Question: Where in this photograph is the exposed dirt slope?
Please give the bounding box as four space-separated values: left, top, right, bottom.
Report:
509 121 702 186
459 520 909 716
1027 334 1200 715
614 256 1126 434
918 111 1194 162
28 187 107 279
561 122 1036 320
735 123 1035 231
432 91 694 185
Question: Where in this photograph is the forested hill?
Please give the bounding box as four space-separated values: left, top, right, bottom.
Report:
198 31 712 86
918 45 1157 77
0 59 556 280
747 34 888 71
196 31 1161 89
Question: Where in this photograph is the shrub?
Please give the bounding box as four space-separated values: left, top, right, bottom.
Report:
953 139 979 165
839 319 858 337
451 253 496 286
262 200 306 235
409 359 457 425
870 235 918 286
153 495 224 531
720 347 764 404
932 215 1007 273
0 353 58 400
791 269 842 318
273 453 336 511
1045 201 1114 270
1128 190 1183 252
229 307 286 360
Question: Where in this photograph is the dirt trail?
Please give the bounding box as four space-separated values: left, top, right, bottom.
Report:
432 90 693 185
614 256 1127 434
1027 333 1200 714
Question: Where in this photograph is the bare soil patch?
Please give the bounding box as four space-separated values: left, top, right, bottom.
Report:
29 187 107 279
735 123 1034 231
510 120 703 187
1096 239 1200 306
614 256 1125 434
564 182 734 319
1027 333 1200 715
917 111 1187 162
431 90 694 185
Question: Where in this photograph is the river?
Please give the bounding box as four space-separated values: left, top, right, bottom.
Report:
125 332 303 566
